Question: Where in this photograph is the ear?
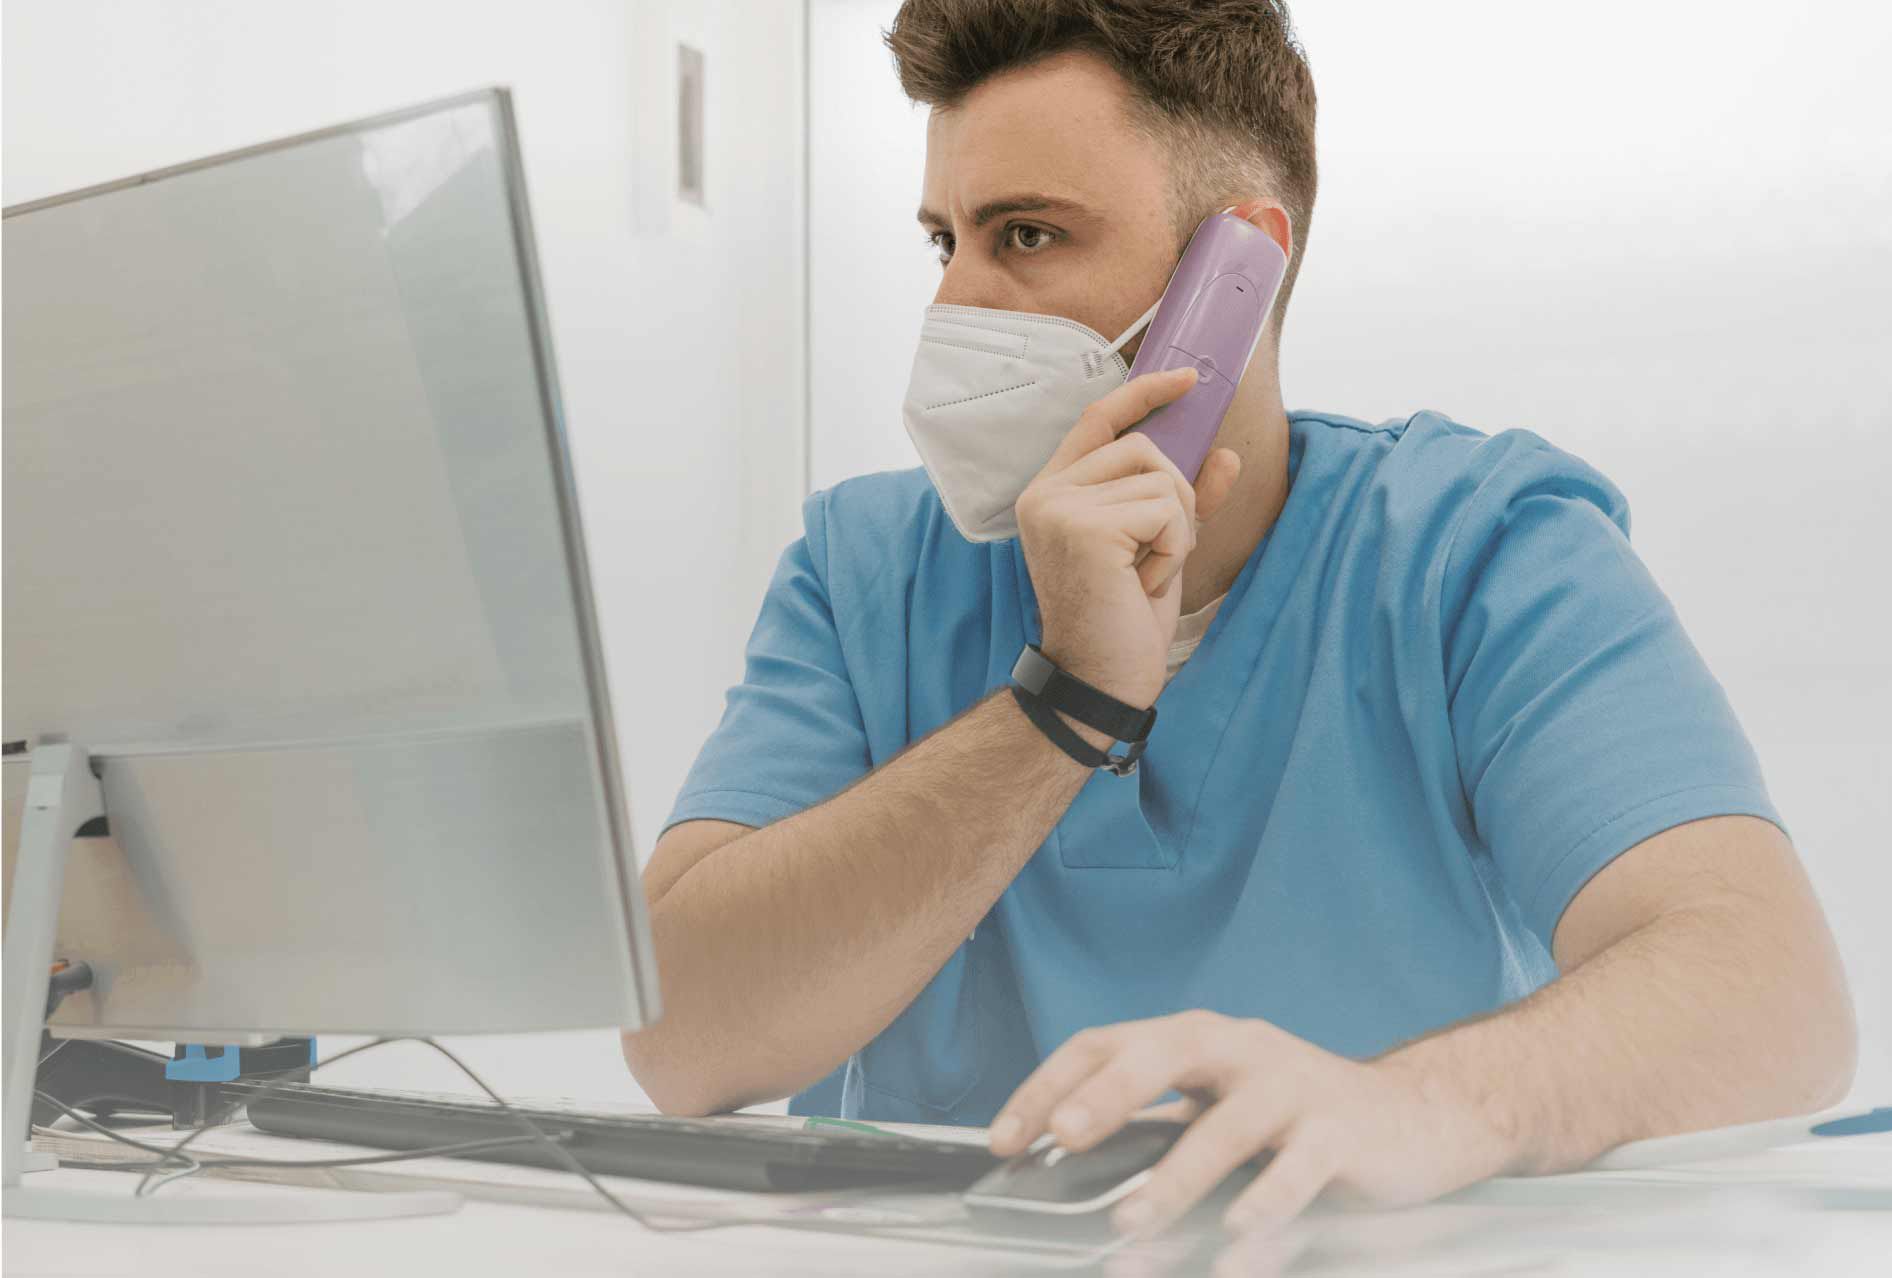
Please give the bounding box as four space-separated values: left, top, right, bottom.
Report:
1229 199 1292 264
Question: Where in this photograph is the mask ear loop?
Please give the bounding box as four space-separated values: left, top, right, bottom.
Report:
1106 206 1242 356
1106 299 1163 356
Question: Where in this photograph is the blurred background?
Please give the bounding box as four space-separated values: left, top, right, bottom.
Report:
5 0 1887 1110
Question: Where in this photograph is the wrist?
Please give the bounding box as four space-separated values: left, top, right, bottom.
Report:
1373 1039 1533 1181
1002 687 1109 772
1012 643 1158 777
1051 707 1115 753
1036 636 1159 711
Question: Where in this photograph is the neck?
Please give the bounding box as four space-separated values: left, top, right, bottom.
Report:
1181 361 1291 616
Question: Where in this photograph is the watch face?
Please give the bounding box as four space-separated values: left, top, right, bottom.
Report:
1014 644 1157 772
1012 644 1053 696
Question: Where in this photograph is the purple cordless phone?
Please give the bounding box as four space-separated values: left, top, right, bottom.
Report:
1126 212 1287 482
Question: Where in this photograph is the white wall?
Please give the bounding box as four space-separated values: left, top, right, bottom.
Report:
808 0 934 487
3 0 806 1103
808 0 1892 1102
5 0 1884 1114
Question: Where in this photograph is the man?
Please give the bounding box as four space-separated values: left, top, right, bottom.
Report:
624 0 1856 1245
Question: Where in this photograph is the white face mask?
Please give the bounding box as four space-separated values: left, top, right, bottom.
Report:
900 299 1159 543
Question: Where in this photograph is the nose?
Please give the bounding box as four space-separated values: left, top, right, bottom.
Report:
932 254 1022 312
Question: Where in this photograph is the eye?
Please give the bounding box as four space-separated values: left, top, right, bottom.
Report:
1005 223 1056 253
925 229 955 265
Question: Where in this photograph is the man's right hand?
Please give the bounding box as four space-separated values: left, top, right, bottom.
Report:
631 374 1245 1117
1017 367 1243 710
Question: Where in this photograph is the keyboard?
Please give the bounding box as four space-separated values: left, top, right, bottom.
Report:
236 1083 1000 1193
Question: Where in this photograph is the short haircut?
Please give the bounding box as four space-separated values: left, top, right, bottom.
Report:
886 0 1319 341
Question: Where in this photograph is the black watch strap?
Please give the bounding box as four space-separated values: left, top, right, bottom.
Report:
1011 686 1147 777
1010 645 1157 744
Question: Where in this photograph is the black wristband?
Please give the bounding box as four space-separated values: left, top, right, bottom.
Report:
1010 645 1157 744
1011 686 1147 777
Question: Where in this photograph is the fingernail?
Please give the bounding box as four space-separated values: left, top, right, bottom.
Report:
1051 1104 1091 1139
990 1115 1020 1148
1114 1198 1155 1236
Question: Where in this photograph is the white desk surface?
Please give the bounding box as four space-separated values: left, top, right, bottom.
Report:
7 1135 1891 1277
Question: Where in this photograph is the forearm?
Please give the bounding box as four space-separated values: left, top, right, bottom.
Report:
629 690 1097 1115
1378 892 1858 1179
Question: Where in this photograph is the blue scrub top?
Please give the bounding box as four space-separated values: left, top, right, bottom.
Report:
663 410 1781 1125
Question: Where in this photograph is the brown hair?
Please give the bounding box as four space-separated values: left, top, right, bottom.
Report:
886 0 1318 340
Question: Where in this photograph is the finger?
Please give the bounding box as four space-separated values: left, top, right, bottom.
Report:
1112 1094 1286 1239
990 1024 1127 1155
1132 525 1192 597
1212 1220 1315 1278
1138 548 1184 598
1060 432 1197 523
1095 498 1189 594
1079 470 1182 507
1105 1235 1203 1278
1061 435 1199 557
1039 1011 1241 1157
1138 1095 1208 1125
1041 367 1198 476
1193 449 1242 524
1040 1035 1201 1156
1221 1134 1335 1237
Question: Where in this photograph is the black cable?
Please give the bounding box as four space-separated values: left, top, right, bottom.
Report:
129 1036 396 1197
34 1090 551 1169
35 1038 1071 1257
393 1036 734 1233
34 1036 736 1232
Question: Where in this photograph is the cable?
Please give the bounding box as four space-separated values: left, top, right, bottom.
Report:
34 1091 553 1171
33 1036 737 1232
35 1037 1061 1256
129 1037 399 1197
381 1037 735 1233
137 1154 206 1196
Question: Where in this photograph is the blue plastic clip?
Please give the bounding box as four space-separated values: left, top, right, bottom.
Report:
165 1044 243 1083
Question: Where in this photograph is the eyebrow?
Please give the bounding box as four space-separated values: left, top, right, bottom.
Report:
915 195 1090 229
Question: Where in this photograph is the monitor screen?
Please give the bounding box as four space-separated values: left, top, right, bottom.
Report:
2 90 657 1038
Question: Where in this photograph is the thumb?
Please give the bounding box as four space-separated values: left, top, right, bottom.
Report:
1039 367 1198 479
1194 448 1243 522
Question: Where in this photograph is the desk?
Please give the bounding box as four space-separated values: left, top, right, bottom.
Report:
7 1137 1890 1276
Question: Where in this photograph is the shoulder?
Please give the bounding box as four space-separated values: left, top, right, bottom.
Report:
809 465 939 534
798 466 983 599
1297 408 1632 567
801 467 938 565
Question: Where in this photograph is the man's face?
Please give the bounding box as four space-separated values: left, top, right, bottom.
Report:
918 51 1183 352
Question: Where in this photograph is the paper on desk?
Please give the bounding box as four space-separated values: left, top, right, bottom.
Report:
32 1118 932 1222
31 1119 1112 1266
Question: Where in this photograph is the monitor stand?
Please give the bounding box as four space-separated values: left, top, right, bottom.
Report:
3 742 461 1223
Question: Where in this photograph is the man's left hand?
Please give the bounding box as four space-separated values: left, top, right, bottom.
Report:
987 1010 1520 1240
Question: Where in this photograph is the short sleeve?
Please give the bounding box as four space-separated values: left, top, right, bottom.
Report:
1441 438 1783 951
661 491 872 837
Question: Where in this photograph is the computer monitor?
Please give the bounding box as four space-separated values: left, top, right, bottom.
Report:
2 89 660 1216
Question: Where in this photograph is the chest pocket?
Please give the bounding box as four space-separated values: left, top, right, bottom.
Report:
857 943 985 1120
1054 769 1182 870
